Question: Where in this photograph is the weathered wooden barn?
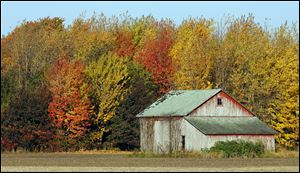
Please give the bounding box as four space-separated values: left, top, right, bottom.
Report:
137 89 276 153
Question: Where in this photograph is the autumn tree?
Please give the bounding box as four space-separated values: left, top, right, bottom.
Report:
218 16 272 121
211 15 234 91
269 24 299 148
134 20 175 94
114 29 136 57
1 37 16 110
47 56 94 150
1 17 67 151
170 18 215 89
1 17 66 109
110 13 136 58
85 53 131 147
132 15 158 48
69 14 116 63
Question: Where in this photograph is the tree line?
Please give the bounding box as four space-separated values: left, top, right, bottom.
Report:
1 13 298 151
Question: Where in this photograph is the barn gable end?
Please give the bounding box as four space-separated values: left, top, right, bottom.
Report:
189 91 253 117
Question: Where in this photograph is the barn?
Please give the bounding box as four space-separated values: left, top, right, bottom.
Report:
136 89 276 153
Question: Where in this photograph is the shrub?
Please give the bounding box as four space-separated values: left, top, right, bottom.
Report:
209 140 265 158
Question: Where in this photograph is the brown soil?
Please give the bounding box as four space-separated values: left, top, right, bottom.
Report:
1 153 299 172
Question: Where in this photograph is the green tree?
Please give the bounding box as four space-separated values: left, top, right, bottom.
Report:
107 62 157 150
1 85 54 152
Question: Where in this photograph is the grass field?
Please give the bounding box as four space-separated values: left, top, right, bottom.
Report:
1 152 299 172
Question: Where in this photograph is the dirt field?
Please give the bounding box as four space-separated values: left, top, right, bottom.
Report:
1 153 299 172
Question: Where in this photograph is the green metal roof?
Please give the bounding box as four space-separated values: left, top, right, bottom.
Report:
185 116 277 135
137 89 221 117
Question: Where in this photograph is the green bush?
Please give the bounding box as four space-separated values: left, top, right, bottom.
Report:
209 140 264 158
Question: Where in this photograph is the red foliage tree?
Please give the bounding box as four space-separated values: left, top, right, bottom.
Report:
134 25 175 94
47 57 94 140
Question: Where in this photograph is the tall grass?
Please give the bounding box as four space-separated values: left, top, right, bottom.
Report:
263 145 299 158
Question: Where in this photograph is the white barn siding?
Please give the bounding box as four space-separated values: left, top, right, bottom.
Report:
181 118 208 151
190 92 252 117
153 120 170 153
139 117 182 153
139 118 154 152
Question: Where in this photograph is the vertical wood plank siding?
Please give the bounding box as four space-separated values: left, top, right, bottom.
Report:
139 117 182 153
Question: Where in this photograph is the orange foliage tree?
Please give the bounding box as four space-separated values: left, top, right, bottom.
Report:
114 30 136 57
47 56 94 146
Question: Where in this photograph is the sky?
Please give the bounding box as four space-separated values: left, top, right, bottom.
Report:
1 1 299 36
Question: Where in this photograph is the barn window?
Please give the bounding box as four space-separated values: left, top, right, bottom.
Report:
217 98 222 106
181 136 185 150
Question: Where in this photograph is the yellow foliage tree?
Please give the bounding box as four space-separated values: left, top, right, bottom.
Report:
269 25 299 148
170 18 215 89
223 16 272 120
70 14 116 63
85 53 131 144
214 16 299 148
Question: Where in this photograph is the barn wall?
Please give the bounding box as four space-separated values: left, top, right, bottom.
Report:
181 119 275 151
139 117 182 153
139 118 154 152
190 91 253 117
141 118 275 153
181 118 209 151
